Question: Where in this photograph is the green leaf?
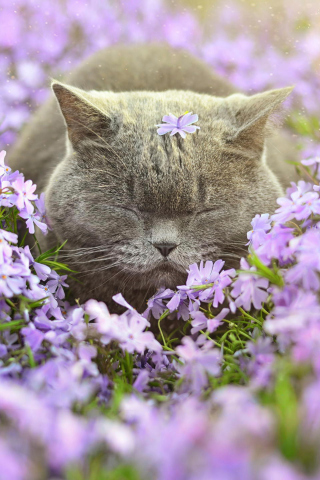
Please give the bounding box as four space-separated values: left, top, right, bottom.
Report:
35 240 68 263
40 260 77 273
0 320 24 331
245 251 284 287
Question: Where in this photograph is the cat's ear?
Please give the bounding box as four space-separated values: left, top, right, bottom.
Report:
224 86 293 156
51 80 111 150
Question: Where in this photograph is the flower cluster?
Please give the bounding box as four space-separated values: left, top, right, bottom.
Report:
2 148 320 478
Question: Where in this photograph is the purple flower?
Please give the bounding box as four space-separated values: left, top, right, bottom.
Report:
301 380 320 432
35 192 51 228
144 287 174 319
133 370 150 392
19 208 48 235
176 337 221 393
291 324 320 373
286 180 313 197
231 258 269 311
21 324 45 352
295 191 320 220
112 292 138 313
47 271 68 299
12 177 37 213
185 260 224 287
0 229 17 263
285 229 320 290
244 337 275 388
22 245 51 281
0 178 16 208
256 224 294 266
199 268 235 307
85 299 116 334
301 156 320 167
0 150 13 180
0 438 28 480
68 307 88 341
156 112 200 138
179 260 235 307
264 286 320 338
272 184 320 224
166 290 190 320
246 213 271 249
118 313 162 354
191 308 229 334
0 263 25 297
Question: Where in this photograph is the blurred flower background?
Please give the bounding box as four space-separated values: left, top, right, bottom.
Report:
1 0 320 147
2 1 320 480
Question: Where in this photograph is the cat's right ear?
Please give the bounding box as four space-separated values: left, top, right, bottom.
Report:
51 80 111 150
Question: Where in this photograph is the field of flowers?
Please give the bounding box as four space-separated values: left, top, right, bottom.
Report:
1 0 320 479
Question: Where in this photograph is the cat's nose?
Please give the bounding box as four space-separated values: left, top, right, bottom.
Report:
153 243 177 257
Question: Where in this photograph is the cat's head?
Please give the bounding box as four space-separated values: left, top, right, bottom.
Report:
47 82 292 300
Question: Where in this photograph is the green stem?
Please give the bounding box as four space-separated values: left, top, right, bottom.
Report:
238 307 263 326
158 309 170 347
19 230 28 247
200 330 233 354
26 345 36 368
33 234 42 255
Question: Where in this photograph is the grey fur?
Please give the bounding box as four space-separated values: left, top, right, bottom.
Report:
7 44 298 311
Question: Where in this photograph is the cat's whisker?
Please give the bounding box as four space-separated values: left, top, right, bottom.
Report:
77 262 123 276
87 264 130 295
67 255 120 265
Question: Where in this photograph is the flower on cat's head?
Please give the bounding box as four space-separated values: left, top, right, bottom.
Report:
156 112 200 138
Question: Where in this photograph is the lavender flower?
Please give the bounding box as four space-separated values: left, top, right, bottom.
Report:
0 229 17 263
156 112 200 138
190 308 229 335
166 290 190 320
264 286 320 338
47 271 68 300
231 258 269 311
117 313 162 354
0 150 13 179
176 337 221 393
246 213 272 249
18 208 48 235
12 177 37 214
144 287 174 319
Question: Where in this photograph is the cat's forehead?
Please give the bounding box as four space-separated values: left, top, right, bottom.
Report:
98 90 223 122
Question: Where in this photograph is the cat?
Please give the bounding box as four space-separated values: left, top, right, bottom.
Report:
7 44 298 312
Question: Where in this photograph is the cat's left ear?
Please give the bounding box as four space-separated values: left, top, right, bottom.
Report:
51 80 112 150
224 86 294 155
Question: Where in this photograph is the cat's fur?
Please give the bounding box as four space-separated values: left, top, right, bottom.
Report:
7 44 297 312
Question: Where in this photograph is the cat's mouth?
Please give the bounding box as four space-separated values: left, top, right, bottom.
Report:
142 259 188 288
115 258 187 288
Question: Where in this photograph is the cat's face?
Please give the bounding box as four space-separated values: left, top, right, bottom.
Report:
47 83 290 301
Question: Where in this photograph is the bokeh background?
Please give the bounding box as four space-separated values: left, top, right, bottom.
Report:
1 0 320 151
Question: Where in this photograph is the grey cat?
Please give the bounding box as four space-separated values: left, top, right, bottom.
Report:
7 44 297 312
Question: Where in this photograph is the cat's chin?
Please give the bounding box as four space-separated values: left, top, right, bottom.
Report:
142 260 188 289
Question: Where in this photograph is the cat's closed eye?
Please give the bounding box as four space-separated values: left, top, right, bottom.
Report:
196 207 225 216
100 205 141 220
